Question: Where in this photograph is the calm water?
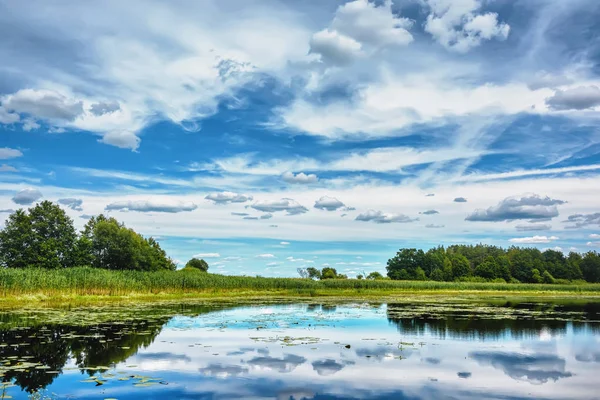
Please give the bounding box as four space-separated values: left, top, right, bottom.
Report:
1 300 599 399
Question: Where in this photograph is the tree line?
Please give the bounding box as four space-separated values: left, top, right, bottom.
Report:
0 201 195 271
386 245 600 283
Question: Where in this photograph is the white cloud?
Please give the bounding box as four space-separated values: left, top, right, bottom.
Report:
12 188 43 205
280 241 290 245
330 0 413 47
587 241 600 247
424 0 509 53
281 171 318 184
251 198 308 215
1 89 84 121
58 198 83 211
0 148 23 160
465 194 565 222
509 235 559 244
590 234 600 239
205 191 253 204
546 85 600 110
0 164 17 172
0 107 20 124
515 223 551 232
105 200 198 213
256 253 275 259
309 29 362 66
194 253 221 258
314 196 345 211
355 209 418 224
0 0 313 148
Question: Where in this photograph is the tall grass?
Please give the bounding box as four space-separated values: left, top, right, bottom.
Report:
1 267 599 298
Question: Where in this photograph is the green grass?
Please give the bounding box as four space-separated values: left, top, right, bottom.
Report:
1 267 600 304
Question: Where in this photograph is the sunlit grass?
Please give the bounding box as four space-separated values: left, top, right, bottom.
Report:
1 267 599 302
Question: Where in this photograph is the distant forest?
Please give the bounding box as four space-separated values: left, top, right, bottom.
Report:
382 246 600 284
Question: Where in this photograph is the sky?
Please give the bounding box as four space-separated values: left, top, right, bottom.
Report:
1 0 600 277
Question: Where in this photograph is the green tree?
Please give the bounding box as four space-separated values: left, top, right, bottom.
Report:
580 252 600 283
185 257 209 272
366 271 384 280
306 267 321 280
450 254 471 279
356 274 364 280
386 248 425 280
430 268 444 281
531 268 542 283
0 202 77 269
321 267 338 280
542 270 555 284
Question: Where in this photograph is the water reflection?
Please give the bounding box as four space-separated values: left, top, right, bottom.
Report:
0 300 599 399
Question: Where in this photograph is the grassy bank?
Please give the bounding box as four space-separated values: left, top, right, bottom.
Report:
1 267 600 305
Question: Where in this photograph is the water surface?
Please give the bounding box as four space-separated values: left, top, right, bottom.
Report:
1 300 599 399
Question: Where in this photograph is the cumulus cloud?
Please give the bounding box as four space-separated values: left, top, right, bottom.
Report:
424 0 510 53
546 86 600 111
312 359 353 376
0 148 23 160
590 234 600 239
0 164 17 172
12 188 43 205
454 197 468 203
425 224 444 228
587 241 600 247
0 107 20 124
420 209 439 215
281 171 318 184
256 254 276 259
79 214 93 220
251 198 308 215
356 210 418 224
509 235 559 244
1 89 83 121
309 29 362 66
515 223 551 231
314 196 346 211
105 200 197 213
57 198 83 211
564 213 600 228
199 364 248 378
194 253 220 258
309 0 413 66
98 130 141 151
89 101 121 116
205 191 253 204
465 194 565 222
260 213 273 220
247 354 307 373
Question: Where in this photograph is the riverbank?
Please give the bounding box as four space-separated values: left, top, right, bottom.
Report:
1 267 600 306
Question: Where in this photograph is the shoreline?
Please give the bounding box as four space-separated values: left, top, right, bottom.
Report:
2 288 600 308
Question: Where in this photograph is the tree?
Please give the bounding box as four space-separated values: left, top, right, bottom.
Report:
185 258 209 272
542 270 555 284
450 254 471 279
531 268 542 283
297 268 309 279
430 268 444 281
306 267 321 280
356 274 364 280
387 248 425 280
321 267 338 280
0 201 77 269
366 271 384 280
580 252 600 283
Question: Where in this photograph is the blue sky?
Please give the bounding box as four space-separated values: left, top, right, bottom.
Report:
1 0 600 277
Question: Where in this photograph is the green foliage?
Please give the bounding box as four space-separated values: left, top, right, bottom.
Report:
321 267 338 280
366 271 384 280
0 203 174 272
580 252 600 283
306 267 321 280
385 245 600 284
542 270 555 284
185 258 209 272
0 201 77 269
356 274 364 280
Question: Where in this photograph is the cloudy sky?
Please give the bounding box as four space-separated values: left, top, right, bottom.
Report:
1 0 600 277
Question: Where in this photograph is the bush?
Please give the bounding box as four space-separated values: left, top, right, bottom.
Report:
542 270 556 284
185 258 209 272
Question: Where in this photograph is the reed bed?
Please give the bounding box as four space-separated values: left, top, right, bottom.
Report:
1 267 599 299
